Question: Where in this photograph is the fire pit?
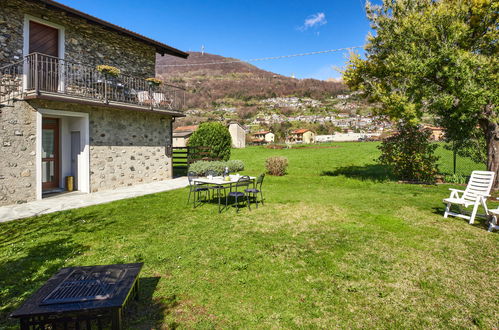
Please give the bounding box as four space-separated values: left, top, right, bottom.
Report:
11 263 143 330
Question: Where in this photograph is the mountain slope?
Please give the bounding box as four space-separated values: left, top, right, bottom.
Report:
156 52 347 109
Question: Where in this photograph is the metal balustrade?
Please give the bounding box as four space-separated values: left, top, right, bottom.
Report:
0 53 186 112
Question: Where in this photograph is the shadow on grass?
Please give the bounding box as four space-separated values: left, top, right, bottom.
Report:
321 164 395 182
0 238 89 326
125 277 180 329
0 211 117 328
0 211 116 247
431 206 492 231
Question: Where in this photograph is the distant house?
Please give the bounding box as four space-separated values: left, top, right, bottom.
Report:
252 131 275 144
423 125 445 141
228 123 246 148
316 132 382 142
287 129 315 144
173 125 198 147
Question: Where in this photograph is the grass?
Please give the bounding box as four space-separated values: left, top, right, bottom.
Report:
0 142 497 328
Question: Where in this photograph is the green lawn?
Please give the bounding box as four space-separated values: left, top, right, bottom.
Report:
1 142 497 328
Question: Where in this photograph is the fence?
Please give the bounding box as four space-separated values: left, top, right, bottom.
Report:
434 143 486 177
171 146 220 177
0 52 186 111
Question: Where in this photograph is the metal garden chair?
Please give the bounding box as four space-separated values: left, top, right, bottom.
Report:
245 173 265 208
226 175 252 212
206 169 227 212
187 171 209 208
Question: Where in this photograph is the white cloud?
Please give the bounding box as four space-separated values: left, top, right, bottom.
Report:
299 12 327 31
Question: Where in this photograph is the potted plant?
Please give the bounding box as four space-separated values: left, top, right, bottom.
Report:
96 65 121 77
145 77 163 87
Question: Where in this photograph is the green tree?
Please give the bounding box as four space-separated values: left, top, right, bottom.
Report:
188 122 232 161
344 0 498 186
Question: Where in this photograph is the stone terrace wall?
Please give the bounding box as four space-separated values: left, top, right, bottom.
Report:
0 102 37 206
0 0 156 77
29 100 173 193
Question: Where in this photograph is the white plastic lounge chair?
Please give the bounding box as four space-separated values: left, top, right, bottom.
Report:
443 170 495 224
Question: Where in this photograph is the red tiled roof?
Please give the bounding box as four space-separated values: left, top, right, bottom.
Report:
174 125 198 132
291 129 310 134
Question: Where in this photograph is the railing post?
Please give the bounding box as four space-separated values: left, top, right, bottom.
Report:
104 74 108 104
34 53 39 95
149 86 153 110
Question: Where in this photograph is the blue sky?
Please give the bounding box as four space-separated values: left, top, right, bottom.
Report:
58 0 375 80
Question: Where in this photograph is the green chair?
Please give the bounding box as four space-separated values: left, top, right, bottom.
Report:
245 173 265 208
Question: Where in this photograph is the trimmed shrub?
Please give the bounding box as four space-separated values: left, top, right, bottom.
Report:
378 123 439 182
227 160 244 173
266 156 288 176
188 122 232 161
189 160 244 176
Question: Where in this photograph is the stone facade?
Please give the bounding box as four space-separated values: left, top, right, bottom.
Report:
0 102 37 205
0 99 173 206
0 1 182 207
0 0 156 77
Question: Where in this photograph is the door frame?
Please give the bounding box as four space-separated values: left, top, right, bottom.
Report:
23 15 65 91
41 117 60 191
36 109 90 200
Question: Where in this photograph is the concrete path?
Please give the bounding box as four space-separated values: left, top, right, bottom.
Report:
0 177 189 223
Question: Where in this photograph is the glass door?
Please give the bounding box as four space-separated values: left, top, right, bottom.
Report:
42 118 60 190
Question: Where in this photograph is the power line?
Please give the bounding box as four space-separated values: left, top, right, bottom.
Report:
157 46 364 67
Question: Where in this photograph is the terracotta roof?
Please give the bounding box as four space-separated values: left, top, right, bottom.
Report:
174 125 198 132
291 129 310 134
173 131 193 138
423 125 444 131
34 0 188 58
253 131 271 135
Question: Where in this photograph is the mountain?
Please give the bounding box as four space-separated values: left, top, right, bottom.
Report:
156 52 347 110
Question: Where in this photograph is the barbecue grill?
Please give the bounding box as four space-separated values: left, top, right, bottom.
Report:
11 263 143 330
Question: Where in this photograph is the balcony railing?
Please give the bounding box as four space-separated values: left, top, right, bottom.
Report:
0 53 185 112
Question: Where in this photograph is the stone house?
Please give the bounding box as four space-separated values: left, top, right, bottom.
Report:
0 0 188 206
172 125 198 147
287 129 315 144
251 131 274 144
228 122 245 149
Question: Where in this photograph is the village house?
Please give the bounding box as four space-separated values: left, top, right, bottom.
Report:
0 0 188 206
251 131 275 144
228 122 246 148
423 125 445 141
172 125 198 147
287 129 315 144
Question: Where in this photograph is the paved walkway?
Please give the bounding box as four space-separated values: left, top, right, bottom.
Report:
0 177 189 223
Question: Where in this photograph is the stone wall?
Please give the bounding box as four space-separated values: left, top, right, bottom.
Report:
0 0 156 77
0 102 37 206
30 99 173 193
0 99 173 206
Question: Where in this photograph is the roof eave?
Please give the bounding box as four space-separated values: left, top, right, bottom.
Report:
36 0 189 59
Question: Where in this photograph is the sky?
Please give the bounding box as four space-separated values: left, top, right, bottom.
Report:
57 0 376 80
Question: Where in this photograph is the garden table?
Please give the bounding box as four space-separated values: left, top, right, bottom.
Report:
193 175 255 213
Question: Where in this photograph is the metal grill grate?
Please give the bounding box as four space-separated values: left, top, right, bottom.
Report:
41 268 127 305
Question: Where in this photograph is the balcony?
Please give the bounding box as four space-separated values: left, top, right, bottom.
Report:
0 53 186 114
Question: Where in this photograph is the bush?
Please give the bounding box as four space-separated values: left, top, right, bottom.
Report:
227 160 244 173
378 123 439 182
189 160 244 176
188 122 232 161
444 173 468 184
266 156 288 176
